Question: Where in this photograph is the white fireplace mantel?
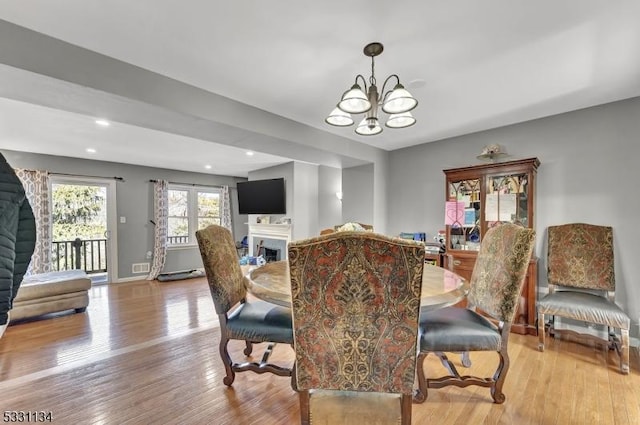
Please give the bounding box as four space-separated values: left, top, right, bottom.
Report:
248 223 292 256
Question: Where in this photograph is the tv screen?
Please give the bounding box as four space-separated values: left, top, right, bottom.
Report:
237 178 286 215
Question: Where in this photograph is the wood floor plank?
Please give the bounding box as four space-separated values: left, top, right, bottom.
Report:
1 277 638 424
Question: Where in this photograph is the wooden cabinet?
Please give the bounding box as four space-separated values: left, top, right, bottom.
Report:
443 157 540 335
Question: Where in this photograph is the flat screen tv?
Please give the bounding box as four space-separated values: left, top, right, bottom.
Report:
237 178 286 215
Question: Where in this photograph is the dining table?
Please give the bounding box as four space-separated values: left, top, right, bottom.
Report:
245 260 469 311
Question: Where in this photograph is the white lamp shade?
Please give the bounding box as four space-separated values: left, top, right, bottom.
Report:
355 117 383 136
325 108 354 126
385 112 416 128
382 85 418 114
338 85 372 114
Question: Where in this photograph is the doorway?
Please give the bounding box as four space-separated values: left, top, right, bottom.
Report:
49 176 118 284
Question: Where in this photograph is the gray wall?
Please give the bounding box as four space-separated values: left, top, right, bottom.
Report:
292 162 319 239
247 162 294 225
342 163 374 227
248 161 324 240
1 149 245 280
318 165 342 230
388 96 640 341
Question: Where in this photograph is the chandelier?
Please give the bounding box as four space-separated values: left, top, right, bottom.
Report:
325 42 418 136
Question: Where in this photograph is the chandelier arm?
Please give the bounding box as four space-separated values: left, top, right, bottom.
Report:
354 74 368 92
380 74 401 102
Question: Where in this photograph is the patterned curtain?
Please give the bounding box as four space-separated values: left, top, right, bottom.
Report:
147 180 169 280
221 185 232 231
14 169 51 275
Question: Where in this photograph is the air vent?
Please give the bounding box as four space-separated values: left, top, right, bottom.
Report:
132 263 150 274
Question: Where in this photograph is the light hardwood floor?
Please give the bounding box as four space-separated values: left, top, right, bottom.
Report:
1 277 638 424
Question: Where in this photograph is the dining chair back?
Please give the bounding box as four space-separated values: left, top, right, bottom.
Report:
415 222 535 404
196 224 293 387
288 231 425 425
537 223 630 374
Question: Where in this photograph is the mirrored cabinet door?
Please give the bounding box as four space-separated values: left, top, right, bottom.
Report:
486 173 529 226
447 178 481 251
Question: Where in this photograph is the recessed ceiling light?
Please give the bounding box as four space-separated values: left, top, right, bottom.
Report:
86 148 97 154
95 119 110 127
246 151 254 156
204 165 212 169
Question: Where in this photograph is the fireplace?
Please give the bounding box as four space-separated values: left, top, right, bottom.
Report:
262 247 280 262
248 223 292 260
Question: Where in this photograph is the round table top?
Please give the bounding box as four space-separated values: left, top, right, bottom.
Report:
245 260 468 311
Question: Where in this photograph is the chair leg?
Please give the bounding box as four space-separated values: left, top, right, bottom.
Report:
299 390 311 425
243 340 254 356
537 312 545 351
621 328 630 374
400 394 412 425
290 360 298 391
218 333 236 386
491 345 509 404
461 351 472 367
413 351 429 403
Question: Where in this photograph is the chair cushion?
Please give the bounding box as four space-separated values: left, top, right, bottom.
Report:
537 291 630 330
419 307 501 352
226 299 293 344
309 390 402 425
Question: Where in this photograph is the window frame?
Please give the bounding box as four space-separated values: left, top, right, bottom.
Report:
167 184 222 248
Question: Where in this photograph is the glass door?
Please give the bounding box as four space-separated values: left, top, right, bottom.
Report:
50 176 118 284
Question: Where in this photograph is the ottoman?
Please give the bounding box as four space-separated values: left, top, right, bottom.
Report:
11 270 91 321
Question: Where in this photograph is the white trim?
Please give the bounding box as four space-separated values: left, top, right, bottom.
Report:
113 275 148 283
248 223 292 256
167 184 222 247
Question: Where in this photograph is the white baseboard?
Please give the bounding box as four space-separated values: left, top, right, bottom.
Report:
113 276 148 283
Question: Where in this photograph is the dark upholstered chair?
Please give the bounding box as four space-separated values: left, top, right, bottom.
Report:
196 225 294 386
537 223 630 374
288 231 425 425
415 223 535 404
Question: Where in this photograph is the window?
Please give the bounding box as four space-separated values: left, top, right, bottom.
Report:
167 185 221 246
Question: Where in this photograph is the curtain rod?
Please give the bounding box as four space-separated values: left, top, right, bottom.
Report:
52 172 125 182
149 179 223 189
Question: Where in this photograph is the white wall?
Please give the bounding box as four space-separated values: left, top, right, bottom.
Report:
388 96 640 341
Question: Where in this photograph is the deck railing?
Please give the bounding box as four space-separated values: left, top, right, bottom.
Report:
167 235 189 244
52 236 190 274
52 238 108 275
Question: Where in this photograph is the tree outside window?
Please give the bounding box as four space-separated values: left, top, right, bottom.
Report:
168 186 221 246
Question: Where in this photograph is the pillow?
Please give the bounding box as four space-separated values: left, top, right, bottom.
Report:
336 222 367 232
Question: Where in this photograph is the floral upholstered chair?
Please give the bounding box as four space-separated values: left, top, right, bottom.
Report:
196 225 294 387
415 223 535 404
288 231 425 425
537 223 630 374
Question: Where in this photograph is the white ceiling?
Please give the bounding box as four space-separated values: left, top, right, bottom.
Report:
1 0 640 176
